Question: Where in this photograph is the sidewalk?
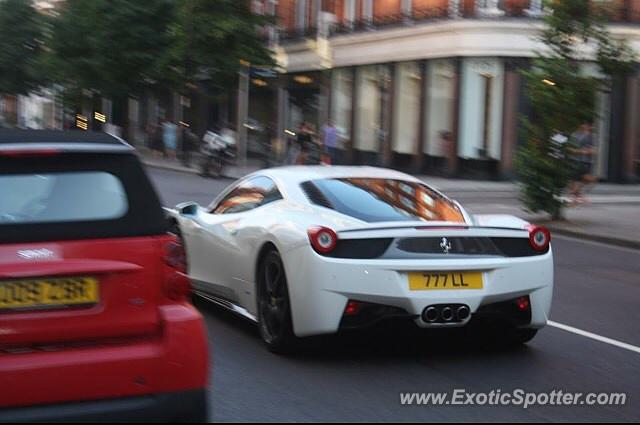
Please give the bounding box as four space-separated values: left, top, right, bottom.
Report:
139 152 640 249
138 149 264 180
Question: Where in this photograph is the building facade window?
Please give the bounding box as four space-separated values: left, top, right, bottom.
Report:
393 62 421 155
425 59 455 158
355 65 385 152
331 68 353 143
402 0 413 16
363 0 373 22
344 0 356 23
286 73 321 131
459 58 505 160
296 0 308 30
580 62 611 179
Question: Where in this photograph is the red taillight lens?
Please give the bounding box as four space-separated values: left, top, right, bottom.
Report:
165 240 187 273
527 225 551 252
164 238 190 301
307 226 338 254
165 272 191 301
0 149 61 157
344 300 361 316
516 296 530 311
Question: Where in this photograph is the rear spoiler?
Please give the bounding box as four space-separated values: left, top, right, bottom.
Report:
336 220 530 240
338 221 529 234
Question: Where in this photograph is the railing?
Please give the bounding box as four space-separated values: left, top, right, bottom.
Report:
501 0 531 17
603 2 640 23
413 6 450 21
277 1 640 44
278 26 319 43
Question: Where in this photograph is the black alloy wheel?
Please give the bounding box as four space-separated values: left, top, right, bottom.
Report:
258 249 296 353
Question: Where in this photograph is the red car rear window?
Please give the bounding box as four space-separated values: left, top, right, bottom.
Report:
0 152 167 244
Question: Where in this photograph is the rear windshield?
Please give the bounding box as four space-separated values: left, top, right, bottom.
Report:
302 178 465 223
1 172 128 224
0 152 167 243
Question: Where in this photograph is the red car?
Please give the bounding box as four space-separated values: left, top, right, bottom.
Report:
0 130 208 422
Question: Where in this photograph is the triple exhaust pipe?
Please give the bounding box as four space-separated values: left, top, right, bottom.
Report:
422 304 471 324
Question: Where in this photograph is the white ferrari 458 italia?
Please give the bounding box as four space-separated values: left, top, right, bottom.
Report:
168 166 553 352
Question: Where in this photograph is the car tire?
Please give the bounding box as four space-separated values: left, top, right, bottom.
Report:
509 328 538 345
257 249 297 354
474 324 539 348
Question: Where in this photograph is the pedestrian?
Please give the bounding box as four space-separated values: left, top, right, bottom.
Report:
162 119 178 160
295 122 312 165
321 119 339 165
286 128 299 165
150 121 165 158
568 123 597 205
440 130 455 176
300 122 323 165
180 123 198 168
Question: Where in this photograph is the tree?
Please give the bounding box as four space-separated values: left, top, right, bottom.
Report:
0 0 43 124
47 0 175 114
170 0 275 92
516 0 635 219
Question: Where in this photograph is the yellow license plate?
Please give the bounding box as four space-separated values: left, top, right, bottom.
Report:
408 272 483 291
0 277 99 310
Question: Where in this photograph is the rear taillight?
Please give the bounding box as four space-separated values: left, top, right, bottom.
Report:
165 240 187 273
344 300 362 316
516 296 530 311
308 226 338 254
527 225 551 252
164 238 190 301
0 149 61 157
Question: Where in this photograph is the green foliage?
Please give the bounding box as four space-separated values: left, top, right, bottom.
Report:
35 0 274 110
517 0 636 219
0 0 43 95
48 0 175 100
170 0 275 92
516 136 574 219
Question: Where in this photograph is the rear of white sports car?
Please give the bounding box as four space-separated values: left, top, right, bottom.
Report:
282 175 553 344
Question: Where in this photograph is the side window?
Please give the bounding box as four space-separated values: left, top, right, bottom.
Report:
212 176 282 214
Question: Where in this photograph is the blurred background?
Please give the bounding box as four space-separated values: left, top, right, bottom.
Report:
0 0 639 184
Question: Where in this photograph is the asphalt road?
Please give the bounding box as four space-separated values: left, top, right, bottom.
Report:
148 167 640 422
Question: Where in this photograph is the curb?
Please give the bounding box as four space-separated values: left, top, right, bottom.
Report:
141 159 199 175
141 159 250 180
546 226 640 250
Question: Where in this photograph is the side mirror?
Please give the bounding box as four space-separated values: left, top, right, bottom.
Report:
177 202 199 217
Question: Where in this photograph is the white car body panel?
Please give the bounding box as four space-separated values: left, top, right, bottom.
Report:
169 166 554 337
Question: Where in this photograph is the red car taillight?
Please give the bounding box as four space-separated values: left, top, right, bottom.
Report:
165 240 187 273
164 238 191 301
307 226 338 254
0 148 61 157
527 225 551 252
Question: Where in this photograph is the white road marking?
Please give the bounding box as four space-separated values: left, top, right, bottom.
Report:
548 320 640 355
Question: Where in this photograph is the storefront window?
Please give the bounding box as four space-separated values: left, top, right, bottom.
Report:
580 62 610 179
425 59 455 157
459 58 504 159
331 68 353 143
287 73 321 133
393 62 422 155
355 66 382 152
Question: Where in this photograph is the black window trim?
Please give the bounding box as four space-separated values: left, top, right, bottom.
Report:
209 175 284 215
299 178 469 224
0 152 167 244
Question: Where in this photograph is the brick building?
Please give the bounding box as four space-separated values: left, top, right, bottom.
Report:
250 0 640 181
